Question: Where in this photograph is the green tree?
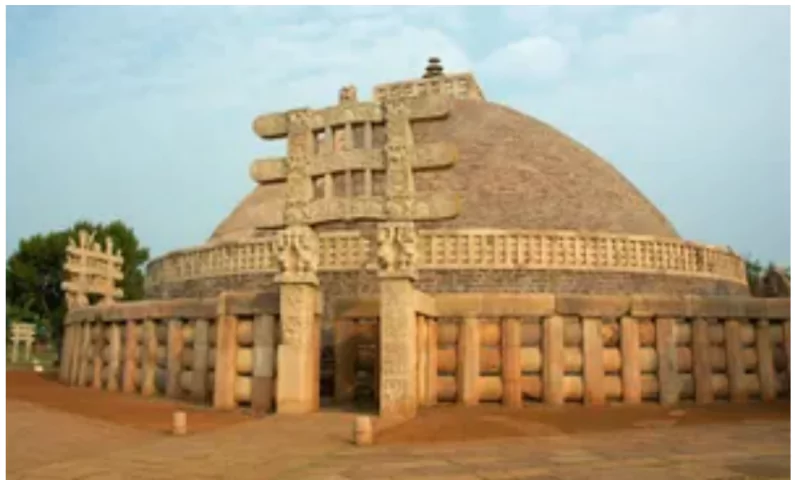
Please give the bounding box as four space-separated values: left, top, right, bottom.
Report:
744 255 790 296
6 220 150 352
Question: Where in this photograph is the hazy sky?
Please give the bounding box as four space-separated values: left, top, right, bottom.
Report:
6 6 791 265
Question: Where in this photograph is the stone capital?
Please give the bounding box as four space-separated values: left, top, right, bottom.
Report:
273 225 319 286
376 222 419 281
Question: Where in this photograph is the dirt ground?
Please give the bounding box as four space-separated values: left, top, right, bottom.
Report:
7 371 253 434
377 400 792 445
7 371 791 446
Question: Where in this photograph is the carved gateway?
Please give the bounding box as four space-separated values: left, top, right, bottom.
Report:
250 91 460 228
62 230 124 309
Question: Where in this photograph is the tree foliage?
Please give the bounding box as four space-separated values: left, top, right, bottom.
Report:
6 220 150 344
744 255 790 296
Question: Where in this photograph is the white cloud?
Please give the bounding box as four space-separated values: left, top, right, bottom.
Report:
479 36 570 79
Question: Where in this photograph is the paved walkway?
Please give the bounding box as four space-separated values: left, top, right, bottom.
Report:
7 399 791 479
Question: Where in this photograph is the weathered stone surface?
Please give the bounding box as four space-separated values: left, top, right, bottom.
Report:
556 295 631 318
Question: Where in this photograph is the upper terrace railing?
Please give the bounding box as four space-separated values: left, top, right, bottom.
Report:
145 229 747 289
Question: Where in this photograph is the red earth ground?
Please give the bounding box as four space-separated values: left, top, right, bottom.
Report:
7 370 790 444
6 371 252 434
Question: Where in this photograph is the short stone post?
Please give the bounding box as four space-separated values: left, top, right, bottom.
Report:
353 416 373 446
543 316 565 405
334 319 357 404
166 319 184 398
620 316 641 404
583 317 605 406
692 317 714 404
191 319 210 403
213 293 239 410
458 316 479 406
656 317 680 406
724 318 747 403
251 313 276 413
107 322 122 392
756 319 777 401
425 319 438 407
172 411 187 436
502 317 522 408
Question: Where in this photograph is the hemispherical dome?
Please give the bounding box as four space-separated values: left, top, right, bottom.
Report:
210 99 678 241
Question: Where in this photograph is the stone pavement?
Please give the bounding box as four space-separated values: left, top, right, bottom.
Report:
7 399 791 480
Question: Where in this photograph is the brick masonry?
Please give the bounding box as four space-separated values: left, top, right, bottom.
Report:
146 269 748 315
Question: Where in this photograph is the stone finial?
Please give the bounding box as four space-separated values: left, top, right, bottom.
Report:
339 85 358 104
423 57 444 78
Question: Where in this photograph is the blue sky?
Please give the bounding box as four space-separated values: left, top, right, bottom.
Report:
6 6 791 265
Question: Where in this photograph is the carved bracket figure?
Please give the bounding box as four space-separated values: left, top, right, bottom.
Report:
273 225 320 285
376 222 418 279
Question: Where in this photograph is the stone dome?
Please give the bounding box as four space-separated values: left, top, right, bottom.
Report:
210 99 678 241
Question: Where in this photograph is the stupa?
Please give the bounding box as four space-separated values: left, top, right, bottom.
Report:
145 58 748 309
59 59 787 420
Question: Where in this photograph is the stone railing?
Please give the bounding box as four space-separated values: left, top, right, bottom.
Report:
334 293 790 408
58 291 321 413
146 229 747 290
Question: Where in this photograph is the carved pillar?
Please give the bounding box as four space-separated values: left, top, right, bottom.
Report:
251 313 276 413
377 222 419 419
275 225 320 414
